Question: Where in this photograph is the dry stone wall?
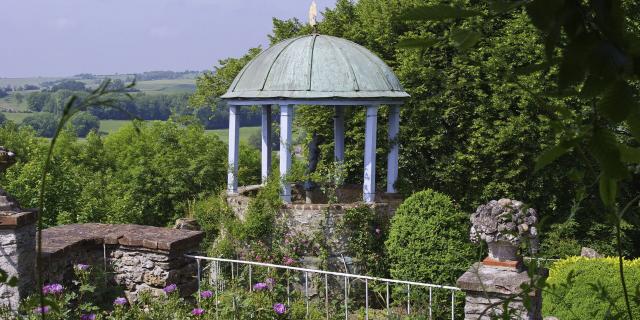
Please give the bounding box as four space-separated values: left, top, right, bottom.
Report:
41 223 204 301
0 211 36 310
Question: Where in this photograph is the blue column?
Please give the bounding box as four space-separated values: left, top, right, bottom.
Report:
363 105 378 203
280 104 294 202
227 105 240 194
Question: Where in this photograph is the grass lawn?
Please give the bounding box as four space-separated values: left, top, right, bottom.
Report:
99 120 131 134
206 127 260 144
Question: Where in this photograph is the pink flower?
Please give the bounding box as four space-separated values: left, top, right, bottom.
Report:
273 303 287 315
42 283 63 295
283 257 295 266
375 228 381 235
200 290 213 299
33 306 50 314
191 308 205 316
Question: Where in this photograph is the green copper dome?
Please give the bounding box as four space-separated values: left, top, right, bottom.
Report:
221 34 409 101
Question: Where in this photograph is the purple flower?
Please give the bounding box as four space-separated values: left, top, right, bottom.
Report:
42 283 64 295
80 314 96 320
253 282 268 291
200 290 213 299
273 303 287 315
114 297 127 306
32 306 50 314
75 263 90 271
163 283 177 294
191 308 205 316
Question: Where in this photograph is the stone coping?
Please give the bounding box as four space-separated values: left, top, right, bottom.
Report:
0 210 37 229
41 223 204 259
457 262 548 296
229 184 404 205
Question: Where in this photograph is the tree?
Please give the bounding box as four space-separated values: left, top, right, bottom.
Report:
14 92 24 105
21 113 58 138
0 113 6 126
0 88 8 99
26 92 52 112
69 112 100 137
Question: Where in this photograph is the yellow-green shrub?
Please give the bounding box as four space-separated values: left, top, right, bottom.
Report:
543 256 640 319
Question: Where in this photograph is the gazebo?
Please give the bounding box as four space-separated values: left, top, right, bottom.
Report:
221 34 409 203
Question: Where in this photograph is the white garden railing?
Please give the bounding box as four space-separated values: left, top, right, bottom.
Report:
185 255 461 320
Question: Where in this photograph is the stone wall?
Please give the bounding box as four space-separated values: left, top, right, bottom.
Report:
0 210 36 310
227 184 402 274
41 223 203 301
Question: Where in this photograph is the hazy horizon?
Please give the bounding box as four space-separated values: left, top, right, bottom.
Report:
1 0 335 78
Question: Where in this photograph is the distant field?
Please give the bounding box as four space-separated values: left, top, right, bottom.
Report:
0 76 197 96
134 79 196 94
0 77 63 87
206 127 260 144
3 112 31 123
99 120 131 134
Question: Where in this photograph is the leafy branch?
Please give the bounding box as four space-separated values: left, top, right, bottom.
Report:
35 79 139 319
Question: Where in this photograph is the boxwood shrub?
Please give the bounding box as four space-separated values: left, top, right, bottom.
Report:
385 189 478 285
543 256 640 319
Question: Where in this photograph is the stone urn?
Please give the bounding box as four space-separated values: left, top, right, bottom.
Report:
0 146 16 173
470 198 538 269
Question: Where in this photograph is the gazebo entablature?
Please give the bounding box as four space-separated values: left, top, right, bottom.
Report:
221 34 409 203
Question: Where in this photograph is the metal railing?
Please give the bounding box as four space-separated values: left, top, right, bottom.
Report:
185 254 461 320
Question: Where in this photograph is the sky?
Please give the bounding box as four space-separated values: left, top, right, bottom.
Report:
0 0 336 78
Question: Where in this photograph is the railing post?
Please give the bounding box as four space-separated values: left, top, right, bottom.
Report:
196 258 201 304
305 271 309 318
407 284 411 315
386 282 390 317
344 277 348 320
325 274 329 320
365 279 369 320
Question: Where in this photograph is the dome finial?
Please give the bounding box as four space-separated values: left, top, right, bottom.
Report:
308 0 318 33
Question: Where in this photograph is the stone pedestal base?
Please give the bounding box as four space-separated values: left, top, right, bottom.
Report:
0 210 37 310
457 262 545 320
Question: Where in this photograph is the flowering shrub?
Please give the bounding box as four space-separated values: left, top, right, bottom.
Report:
12 262 331 320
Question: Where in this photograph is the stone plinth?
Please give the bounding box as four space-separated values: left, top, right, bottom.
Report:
41 223 204 301
457 263 545 320
0 209 37 310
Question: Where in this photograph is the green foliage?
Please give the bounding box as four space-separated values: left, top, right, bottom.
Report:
21 112 58 137
386 189 477 285
191 194 233 247
242 177 282 242
238 144 261 186
69 111 100 137
0 112 6 125
544 257 640 319
339 205 388 277
0 120 228 227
